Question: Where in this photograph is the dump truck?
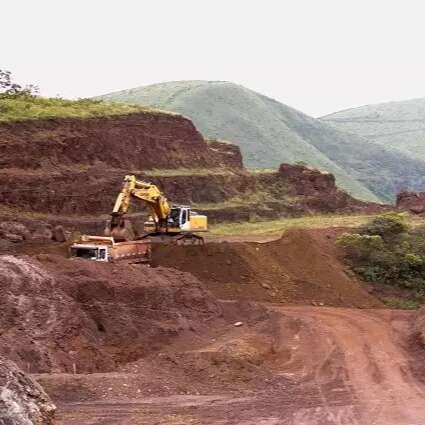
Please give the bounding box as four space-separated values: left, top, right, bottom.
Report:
70 235 151 263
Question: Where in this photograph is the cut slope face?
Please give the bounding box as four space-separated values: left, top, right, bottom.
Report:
322 98 425 162
99 80 425 201
0 112 241 171
0 254 221 373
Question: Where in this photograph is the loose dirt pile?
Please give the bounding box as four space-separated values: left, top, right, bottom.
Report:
0 254 221 374
0 356 55 424
152 228 383 308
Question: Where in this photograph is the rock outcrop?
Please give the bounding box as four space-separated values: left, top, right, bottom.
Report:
0 356 55 424
396 191 425 214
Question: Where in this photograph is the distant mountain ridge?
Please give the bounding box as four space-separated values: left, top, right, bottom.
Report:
98 81 425 202
321 98 425 162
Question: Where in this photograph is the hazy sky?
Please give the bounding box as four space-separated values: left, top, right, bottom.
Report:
3 0 425 117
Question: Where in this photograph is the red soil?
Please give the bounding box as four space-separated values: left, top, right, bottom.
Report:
152 228 383 308
0 254 221 374
2 228 425 424
0 113 241 171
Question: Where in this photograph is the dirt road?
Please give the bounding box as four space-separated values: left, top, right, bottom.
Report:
281 307 425 425
44 306 425 425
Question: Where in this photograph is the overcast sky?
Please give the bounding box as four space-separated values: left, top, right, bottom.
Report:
3 0 425 117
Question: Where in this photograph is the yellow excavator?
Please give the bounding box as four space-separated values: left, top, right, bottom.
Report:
104 175 208 244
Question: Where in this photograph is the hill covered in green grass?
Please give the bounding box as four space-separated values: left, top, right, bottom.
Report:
98 81 425 202
321 98 425 162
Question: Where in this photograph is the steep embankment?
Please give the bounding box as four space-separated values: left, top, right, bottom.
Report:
99 80 425 201
0 254 221 373
0 111 381 232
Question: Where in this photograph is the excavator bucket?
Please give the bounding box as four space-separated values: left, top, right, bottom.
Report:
104 214 136 242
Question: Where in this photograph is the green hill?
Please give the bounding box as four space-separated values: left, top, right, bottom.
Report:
321 98 425 162
98 81 425 202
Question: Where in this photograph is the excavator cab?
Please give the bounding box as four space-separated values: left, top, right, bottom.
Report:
168 206 191 231
144 206 191 233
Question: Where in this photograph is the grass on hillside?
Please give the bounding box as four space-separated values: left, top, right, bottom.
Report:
144 168 239 177
193 193 300 210
209 214 381 236
0 96 159 123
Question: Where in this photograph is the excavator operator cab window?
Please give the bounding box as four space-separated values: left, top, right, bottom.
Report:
181 209 187 225
98 249 106 260
169 208 180 225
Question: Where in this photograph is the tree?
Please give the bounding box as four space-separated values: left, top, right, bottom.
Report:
0 69 38 97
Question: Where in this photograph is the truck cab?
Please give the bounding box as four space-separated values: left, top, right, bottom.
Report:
70 243 109 261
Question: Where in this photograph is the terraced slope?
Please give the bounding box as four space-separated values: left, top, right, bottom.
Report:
99 81 425 201
98 81 379 201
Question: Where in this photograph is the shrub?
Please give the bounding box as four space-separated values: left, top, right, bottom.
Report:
0 69 38 98
337 213 425 302
358 212 407 242
337 233 385 262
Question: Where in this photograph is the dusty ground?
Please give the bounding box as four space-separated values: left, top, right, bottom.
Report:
35 306 425 425
3 228 425 424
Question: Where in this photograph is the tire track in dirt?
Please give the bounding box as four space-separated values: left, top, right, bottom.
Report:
281 307 425 425
47 307 425 424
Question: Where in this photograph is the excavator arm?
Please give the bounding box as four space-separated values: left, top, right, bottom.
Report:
112 175 170 221
106 175 171 241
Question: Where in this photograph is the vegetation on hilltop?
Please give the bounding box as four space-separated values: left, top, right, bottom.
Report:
99 80 425 202
0 96 153 123
0 69 154 123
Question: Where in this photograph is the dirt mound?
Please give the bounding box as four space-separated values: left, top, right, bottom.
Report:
0 356 55 424
152 228 383 308
0 254 221 373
